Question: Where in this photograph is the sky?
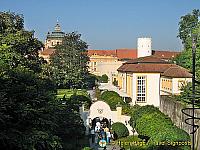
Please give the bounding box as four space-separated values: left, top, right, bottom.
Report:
1 0 200 51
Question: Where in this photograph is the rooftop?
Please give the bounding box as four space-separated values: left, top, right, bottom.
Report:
46 22 65 39
124 55 169 64
118 56 191 78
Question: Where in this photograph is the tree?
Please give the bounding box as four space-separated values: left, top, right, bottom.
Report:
0 11 63 149
175 10 200 108
50 32 90 89
176 9 200 75
0 12 87 150
0 12 45 73
178 9 200 49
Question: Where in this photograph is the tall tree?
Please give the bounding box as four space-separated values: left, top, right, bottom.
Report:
50 32 89 89
0 11 88 150
0 12 45 73
176 9 200 76
178 9 200 49
175 10 200 110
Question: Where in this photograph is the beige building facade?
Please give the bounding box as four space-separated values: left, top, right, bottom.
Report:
116 56 192 107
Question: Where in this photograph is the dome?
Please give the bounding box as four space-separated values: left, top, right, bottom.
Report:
46 22 65 39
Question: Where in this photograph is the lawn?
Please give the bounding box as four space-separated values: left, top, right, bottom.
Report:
56 89 88 99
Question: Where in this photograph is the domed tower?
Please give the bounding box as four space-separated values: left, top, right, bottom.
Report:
137 37 152 58
45 21 65 49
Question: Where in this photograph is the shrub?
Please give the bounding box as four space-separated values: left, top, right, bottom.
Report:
135 112 173 138
130 105 160 128
125 104 141 117
111 122 129 138
100 91 125 110
131 105 191 150
101 74 108 83
69 94 92 110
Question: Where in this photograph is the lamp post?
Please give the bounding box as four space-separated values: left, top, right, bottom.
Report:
182 33 200 150
191 34 196 150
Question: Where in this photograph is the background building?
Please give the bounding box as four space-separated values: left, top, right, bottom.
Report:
45 22 65 49
117 56 192 107
39 24 181 83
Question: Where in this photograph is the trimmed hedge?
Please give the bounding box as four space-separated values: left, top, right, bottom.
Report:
100 91 125 110
130 105 191 150
97 74 109 83
111 122 129 138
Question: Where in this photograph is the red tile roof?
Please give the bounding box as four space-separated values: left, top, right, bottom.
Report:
125 56 169 64
117 63 175 73
40 48 180 61
117 56 191 78
162 67 192 78
87 50 117 57
88 49 137 59
88 49 179 60
152 50 180 59
116 49 137 59
39 48 55 55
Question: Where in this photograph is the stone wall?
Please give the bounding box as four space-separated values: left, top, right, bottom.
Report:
160 96 200 150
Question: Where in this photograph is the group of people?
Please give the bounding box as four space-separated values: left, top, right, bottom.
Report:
91 121 118 145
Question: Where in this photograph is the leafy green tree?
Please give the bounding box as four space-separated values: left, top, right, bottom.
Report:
0 12 45 73
178 9 200 49
175 9 200 108
50 32 90 89
84 73 98 89
0 11 87 150
176 9 200 76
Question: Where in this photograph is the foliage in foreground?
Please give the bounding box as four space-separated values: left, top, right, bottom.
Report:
0 11 87 150
175 9 200 106
130 105 191 150
111 122 129 139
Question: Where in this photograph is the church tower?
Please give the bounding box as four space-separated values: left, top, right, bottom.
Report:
45 22 65 49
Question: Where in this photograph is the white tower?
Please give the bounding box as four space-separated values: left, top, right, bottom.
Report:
137 37 152 58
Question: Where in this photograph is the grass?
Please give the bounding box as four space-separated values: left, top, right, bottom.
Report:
57 89 88 99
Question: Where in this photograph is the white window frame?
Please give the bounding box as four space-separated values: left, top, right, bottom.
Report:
136 76 146 103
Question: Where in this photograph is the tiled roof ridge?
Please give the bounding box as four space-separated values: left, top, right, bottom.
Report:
162 65 192 78
125 55 170 64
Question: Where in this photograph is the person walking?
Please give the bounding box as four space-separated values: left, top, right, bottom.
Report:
91 128 95 143
106 131 111 143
